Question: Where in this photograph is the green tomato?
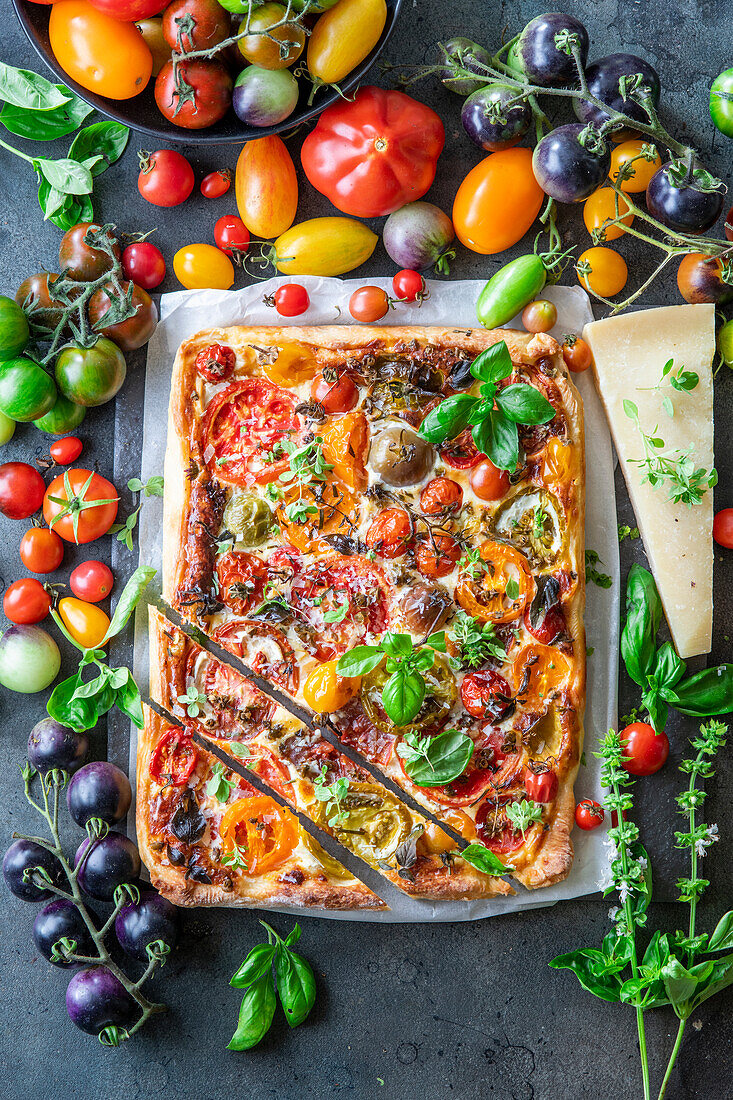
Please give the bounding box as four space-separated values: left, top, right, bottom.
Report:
0 294 29 360
710 69 733 138
55 337 126 407
0 625 61 694
0 357 56 422
718 317 733 367
0 409 15 446
34 393 86 435
223 489 273 549
476 254 547 329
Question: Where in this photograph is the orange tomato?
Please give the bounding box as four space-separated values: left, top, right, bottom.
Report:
512 643 571 711
219 795 298 875
302 659 361 713
238 2 304 70
576 246 628 298
277 478 359 554
456 539 533 624
321 411 368 491
50 1 153 100
452 148 544 255
262 343 318 387
236 136 298 239
173 244 234 290
610 139 662 193
583 187 634 242
540 436 576 485
58 597 110 649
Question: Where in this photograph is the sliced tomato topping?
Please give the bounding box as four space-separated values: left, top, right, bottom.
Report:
455 540 533 624
460 670 513 721
291 555 391 660
195 343 235 383
219 795 298 875
475 796 525 854
149 727 198 786
203 378 299 486
212 618 299 693
411 727 521 807
186 647 274 739
216 551 268 616
439 428 484 469
337 700 395 766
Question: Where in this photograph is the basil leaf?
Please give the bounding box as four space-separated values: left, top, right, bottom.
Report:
381 632 412 659
426 630 446 651
620 564 663 688
336 646 383 677
708 911 733 952
460 843 513 875
37 178 93 230
668 665 733 717
419 394 477 445
33 157 94 196
227 973 276 1051
476 410 518 472
411 648 435 673
0 63 71 110
275 946 316 1028
495 383 555 425
549 949 623 1003
401 729 473 786
0 87 92 140
641 687 668 737
46 673 95 731
68 121 130 177
230 943 275 989
661 957 701 1016
470 341 513 384
283 923 301 947
652 641 686 696
691 954 733 1010
100 566 156 645
115 674 144 730
382 668 424 726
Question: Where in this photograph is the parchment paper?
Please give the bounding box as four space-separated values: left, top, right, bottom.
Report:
130 276 618 921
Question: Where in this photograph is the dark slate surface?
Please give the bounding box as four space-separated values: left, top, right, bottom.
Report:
1 2 733 1097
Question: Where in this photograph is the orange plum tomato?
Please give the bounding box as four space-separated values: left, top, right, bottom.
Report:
49 1 153 100
452 148 544 255
173 244 234 290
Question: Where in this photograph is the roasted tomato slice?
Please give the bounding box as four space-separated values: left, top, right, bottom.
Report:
513 643 572 712
523 603 566 645
321 411 368 491
186 647 274 738
412 727 521 806
276 477 360 555
212 618 299 693
439 428 483 469
195 343 236 383
291 554 391 660
202 378 298 486
516 373 564 456
461 669 513 721
337 699 396 766
149 727 198 786
456 539 533 624
475 796 526 854
219 795 298 874
244 748 293 801
216 551 268 615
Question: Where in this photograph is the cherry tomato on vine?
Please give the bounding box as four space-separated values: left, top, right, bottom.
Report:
162 0 230 52
524 767 558 803
4 579 51 624
561 336 592 374
0 462 45 520
43 469 119 545
214 215 250 259
710 69 733 139
575 799 605 830
469 459 509 501
349 286 390 323
58 223 121 282
58 597 110 649
201 169 232 198
19 527 64 574
392 269 426 303
676 253 733 306
582 187 634 242
49 437 83 465
137 149 194 207
521 299 557 333
70 561 114 603
576 247 628 298
174 244 235 290
713 508 733 549
610 139 662 193
272 284 310 317
122 242 166 290
620 722 669 776
310 371 358 414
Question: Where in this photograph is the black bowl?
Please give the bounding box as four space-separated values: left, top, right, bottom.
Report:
12 0 403 145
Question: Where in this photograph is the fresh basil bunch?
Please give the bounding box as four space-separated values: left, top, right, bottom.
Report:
418 341 555 471
337 631 447 727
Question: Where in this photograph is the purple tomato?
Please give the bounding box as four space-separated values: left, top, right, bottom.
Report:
66 965 137 1036
67 761 131 827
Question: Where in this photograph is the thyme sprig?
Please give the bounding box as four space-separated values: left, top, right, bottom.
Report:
623 400 717 506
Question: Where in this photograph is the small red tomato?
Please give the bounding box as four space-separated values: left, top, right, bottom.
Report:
194 343 236 383
713 507 733 549
440 429 483 470
523 602 565 645
460 669 512 720
349 286 390 323
70 560 114 603
365 507 412 558
469 458 510 501
201 169 231 198
272 284 310 317
621 722 670 776
214 214 250 259
49 437 83 465
575 799 605 830
122 242 166 290
420 477 463 516
3 578 51 624
19 527 64 574
524 767 558 803
522 299 557 333
415 534 461 579
310 371 358 414
138 149 194 207
0 462 45 520
392 269 426 303
562 336 593 374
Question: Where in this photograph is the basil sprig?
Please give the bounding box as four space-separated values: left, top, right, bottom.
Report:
460 843 514 876
228 922 316 1051
419 341 554 471
337 631 446 727
620 565 733 731
396 728 473 786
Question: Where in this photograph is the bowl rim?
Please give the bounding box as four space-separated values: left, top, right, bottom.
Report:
11 0 404 146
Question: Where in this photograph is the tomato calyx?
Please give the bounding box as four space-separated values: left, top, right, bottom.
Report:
46 469 119 543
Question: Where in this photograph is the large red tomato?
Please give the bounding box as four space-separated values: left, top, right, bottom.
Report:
301 86 445 217
42 469 119 544
291 555 391 660
88 0 167 17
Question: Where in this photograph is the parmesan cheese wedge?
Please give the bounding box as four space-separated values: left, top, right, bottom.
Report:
584 304 715 659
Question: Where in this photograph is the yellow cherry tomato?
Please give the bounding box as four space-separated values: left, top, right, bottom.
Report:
307 0 387 85
238 3 305 70
583 187 634 242
303 660 361 713
576 246 628 298
452 148 544 255
58 597 110 650
173 244 235 290
273 218 378 276
263 343 318 386
419 810 476 854
50 1 153 101
610 139 662 193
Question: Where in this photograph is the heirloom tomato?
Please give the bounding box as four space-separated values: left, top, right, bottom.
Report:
0 358 56 422
55 338 126 407
320 411 368 490
365 508 412 559
20 527 64 574
575 799 605 830
620 722 669 776
89 0 166 17
610 139 662 193
262 343 317 386
49 1 153 99
135 18 171 77
155 59 232 129
88 282 157 352
238 2 304 69
0 462 46 519
214 215 250 259
576 247 628 297
149 727 197 786
291 556 390 661
582 187 634 242
420 477 462 516
216 552 268 615
122 242 166 290
4 580 52 625
50 436 83 464
456 540 533 624
307 0 387 85
452 148 544 255
676 253 733 306
460 669 513 721
311 371 358 413
235 136 298 238
200 169 231 199
58 597 110 649
173 244 234 290
561 336 592 374
272 219 377 276
59 223 120 282
349 286 390 322
303 660 361 713
524 766 558 803
713 508 733 549
138 150 194 207
512 643 571 712
272 284 309 317
43 469 119 544
70 560 114 602
219 795 298 874
162 0 230 52
0 296 29 359
203 379 298 486
415 534 460 579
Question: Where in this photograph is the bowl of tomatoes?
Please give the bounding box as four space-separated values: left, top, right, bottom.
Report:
13 0 403 144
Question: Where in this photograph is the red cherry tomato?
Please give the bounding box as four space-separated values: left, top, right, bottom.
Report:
194 343 236 383
365 507 412 558
420 477 463 516
3 578 51 624
415 534 460 579
137 149 194 207
524 766 558 802
122 242 166 290
575 799 605 830
19 527 64 574
562 336 593 374
0 462 45 520
201 169 231 198
713 507 733 549
70 560 114 603
460 669 512 720
214 214 250 259
49 436 83 465
392 269 426 303
272 284 310 317
469 458 510 501
523 602 565 645
620 722 670 776
310 371 358 413
349 286 390 323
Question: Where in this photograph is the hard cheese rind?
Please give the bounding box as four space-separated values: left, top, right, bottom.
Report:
584 304 715 659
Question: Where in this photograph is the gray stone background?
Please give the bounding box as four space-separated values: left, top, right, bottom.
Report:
1 1 732 1097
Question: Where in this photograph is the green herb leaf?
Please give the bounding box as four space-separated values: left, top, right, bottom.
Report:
0 63 72 110
206 762 233 803
480 409 519 472
495 383 554 425
418 393 477 445
668 665 733 718
227 973 276 1051
100 566 156 646
336 646 384 677
585 549 612 589
0 87 92 140
382 668 425 726
68 121 129 177
470 341 513 384
549 949 624 1003
708 912 733 953
230 943 275 989
396 728 474 786
506 798 543 836
33 157 94 196
275 946 316 1028
459 843 513 875
620 564 663 688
